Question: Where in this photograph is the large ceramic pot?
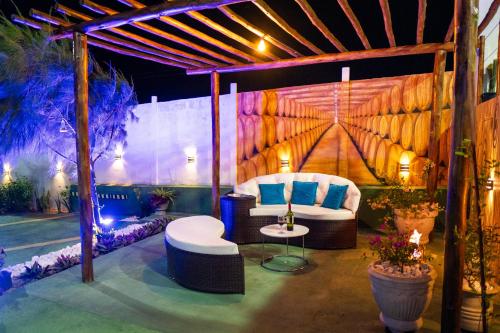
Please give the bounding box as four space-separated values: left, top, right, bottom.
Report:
154 202 170 216
368 262 437 333
461 281 498 332
393 208 438 244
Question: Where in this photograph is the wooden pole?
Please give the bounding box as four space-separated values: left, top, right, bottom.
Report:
441 0 479 331
416 0 427 44
426 49 446 198
497 25 500 96
211 71 221 218
477 36 485 104
187 42 454 75
378 0 396 47
73 32 94 283
337 0 371 49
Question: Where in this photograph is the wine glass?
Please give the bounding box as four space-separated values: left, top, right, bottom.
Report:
277 216 286 233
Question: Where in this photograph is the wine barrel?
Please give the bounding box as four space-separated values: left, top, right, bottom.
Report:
284 98 291 117
380 90 390 115
277 97 286 117
241 92 256 115
402 76 418 113
412 111 431 156
290 118 297 137
241 159 257 180
295 137 304 165
237 117 245 163
372 116 381 135
251 153 268 176
359 131 368 151
363 133 374 159
263 115 276 147
416 74 433 111
254 91 268 116
371 96 381 116
390 83 403 114
237 163 246 184
375 139 392 178
400 114 417 150
290 138 300 172
439 128 451 167
252 115 266 152
265 90 278 116
242 115 255 159
409 157 429 186
275 117 286 143
386 144 405 181
300 134 309 158
367 135 382 168
379 115 391 138
265 147 279 174
284 118 292 139
389 114 404 144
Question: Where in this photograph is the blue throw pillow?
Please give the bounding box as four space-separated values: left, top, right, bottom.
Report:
291 181 318 206
259 183 286 205
322 184 349 209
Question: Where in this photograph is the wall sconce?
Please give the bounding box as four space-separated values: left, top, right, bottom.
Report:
56 161 63 173
280 159 290 169
2 163 11 177
187 155 196 164
486 178 494 191
114 146 124 160
399 153 410 180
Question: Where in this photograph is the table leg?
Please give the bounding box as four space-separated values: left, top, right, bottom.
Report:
302 235 305 259
261 236 265 264
286 237 289 256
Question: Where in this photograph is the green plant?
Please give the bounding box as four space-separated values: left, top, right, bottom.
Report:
56 186 72 213
150 187 175 209
38 190 51 212
3 178 34 212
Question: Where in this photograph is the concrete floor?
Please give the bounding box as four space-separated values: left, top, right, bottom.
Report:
0 229 499 333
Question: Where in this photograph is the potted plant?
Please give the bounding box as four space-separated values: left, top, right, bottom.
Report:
150 188 175 216
368 180 439 244
0 247 12 295
366 224 437 332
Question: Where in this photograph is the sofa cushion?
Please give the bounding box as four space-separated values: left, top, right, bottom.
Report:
259 183 286 205
165 215 239 255
291 181 318 206
322 184 349 209
234 173 361 213
250 204 356 221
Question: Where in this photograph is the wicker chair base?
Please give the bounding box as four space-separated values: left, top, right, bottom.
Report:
165 240 245 294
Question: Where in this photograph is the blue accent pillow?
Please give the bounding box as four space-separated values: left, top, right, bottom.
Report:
291 181 318 206
322 184 349 209
259 183 286 205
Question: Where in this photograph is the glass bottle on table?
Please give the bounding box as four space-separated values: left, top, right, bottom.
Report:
286 201 294 231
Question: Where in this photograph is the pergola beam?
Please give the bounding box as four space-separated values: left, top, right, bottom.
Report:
120 0 260 63
253 0 324 54
417 0 427 44
478 0 500 35
211 71 221 218
218 6 302 57
187 42 454 74
55 0 249 36
378 0 396 47
445 17 454 42
295 0 347 52
337 0 371 49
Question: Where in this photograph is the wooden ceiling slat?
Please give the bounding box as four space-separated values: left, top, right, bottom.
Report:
56 4 219 67
252 0 324 54
80 0 239 65
218 6 302 57
294 0 347 52
416 0 427 44
445 17 454 42
12 15 188 68
337 0 371 49
185 11 279 60
378 0 396 47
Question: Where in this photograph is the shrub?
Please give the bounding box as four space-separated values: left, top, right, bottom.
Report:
0 178 34 213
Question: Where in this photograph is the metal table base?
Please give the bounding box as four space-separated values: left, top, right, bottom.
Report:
260 235 308 272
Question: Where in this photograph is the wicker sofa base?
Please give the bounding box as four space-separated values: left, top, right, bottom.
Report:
165 240 245 294
232 216 357 249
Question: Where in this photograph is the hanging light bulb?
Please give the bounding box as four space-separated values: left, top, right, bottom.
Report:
257 37 266 53
59 119 68 133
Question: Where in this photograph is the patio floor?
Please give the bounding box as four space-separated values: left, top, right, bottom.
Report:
1 229 499 333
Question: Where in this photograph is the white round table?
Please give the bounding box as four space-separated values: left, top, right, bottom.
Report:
260 224 309 272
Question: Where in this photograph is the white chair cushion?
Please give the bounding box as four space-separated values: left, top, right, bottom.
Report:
234 173 361 213
250 204 356 221
165 215 239 255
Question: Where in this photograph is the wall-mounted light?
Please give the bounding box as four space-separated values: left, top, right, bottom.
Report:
59 119 69 133
486 177 494 191
187 155 196 164
399 153 411 180
2 163 11 177
114 146 124 160
280 159 290 169
56 161 63 173
257 37 266 53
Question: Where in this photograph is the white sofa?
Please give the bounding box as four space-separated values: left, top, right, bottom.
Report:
164 216 244 294
221 173 361 249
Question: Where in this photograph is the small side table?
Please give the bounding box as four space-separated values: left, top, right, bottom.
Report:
260 224 309 272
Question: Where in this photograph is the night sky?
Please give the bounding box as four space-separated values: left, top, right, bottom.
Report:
1 0 455 103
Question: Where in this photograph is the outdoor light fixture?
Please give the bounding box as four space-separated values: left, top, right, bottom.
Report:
2 163 11 177
399 153 411 180
59 119 68 133
257 37 266 53
114 146 124 160
486 177 494 191
187 155 196 164
280 159 290 168
56 161 63 173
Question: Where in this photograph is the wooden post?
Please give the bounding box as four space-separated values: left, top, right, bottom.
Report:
441 0 478 331
477 35 485 104
497 25 500 96
73 32 94 283
426 49 446 198
211 71 221 218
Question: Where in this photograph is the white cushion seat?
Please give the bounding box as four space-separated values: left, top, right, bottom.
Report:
165 215 239 255
250 204 356 221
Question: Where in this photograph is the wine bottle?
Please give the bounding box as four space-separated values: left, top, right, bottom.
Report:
286 202 294 231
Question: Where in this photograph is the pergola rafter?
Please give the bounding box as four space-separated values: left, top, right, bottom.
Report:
337 0 371 49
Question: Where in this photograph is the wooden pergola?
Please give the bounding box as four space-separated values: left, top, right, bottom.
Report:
12 0 498 332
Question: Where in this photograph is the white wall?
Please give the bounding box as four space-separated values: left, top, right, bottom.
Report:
480 0 499 92
93 84 238 186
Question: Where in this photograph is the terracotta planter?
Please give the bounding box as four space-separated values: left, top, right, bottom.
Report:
368 263 437 333
154 202 170 216
394 208 438 244
461 281 498 332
